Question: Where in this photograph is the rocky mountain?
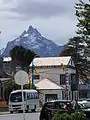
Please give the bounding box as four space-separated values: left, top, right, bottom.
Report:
3 26 64 57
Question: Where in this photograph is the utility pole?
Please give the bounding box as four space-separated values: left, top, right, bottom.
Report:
0 32 5 103
32 58 34 89
2 56 5 101
28 71 32 89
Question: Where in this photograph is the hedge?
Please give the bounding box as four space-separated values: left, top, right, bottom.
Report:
53 111 86 120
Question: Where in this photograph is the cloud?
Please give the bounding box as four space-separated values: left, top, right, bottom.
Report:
0 0 75 20
0 0 77 49
34 16 77 45
2 0 12 4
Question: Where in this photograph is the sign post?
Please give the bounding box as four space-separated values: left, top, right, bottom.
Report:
65 68 70 100
61 64 70 100
14 70 28 120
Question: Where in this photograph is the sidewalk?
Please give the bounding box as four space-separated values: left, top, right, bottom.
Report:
0 111 9 115
0 101 9 113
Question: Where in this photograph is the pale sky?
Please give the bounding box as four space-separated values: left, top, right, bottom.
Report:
0 0 78 49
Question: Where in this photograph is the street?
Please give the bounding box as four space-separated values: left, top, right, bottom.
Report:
0 112 40 120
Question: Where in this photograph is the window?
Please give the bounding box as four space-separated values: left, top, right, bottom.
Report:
62 90 66 100
27 92 39 99
10 92 26 102
70 74 77 90
60 74 66 85
34 75 40 79
70 74 76 84
45 94 57 102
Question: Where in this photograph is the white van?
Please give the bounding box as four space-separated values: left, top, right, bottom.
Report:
9 89 39 113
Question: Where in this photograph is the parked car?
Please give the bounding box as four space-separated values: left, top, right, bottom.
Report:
39 100 73 120
78 99 90 108
76 102 90 118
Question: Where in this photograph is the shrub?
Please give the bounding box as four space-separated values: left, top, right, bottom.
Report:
53 112 72 120
71 112 86 120
53 111 86 120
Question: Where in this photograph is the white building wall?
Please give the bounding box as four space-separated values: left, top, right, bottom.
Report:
39 89 62 105
30 60 76 102
35 67 76 101
57 90 62 100
35 67 76 86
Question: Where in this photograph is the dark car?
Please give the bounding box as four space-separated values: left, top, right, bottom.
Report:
39 100 73 120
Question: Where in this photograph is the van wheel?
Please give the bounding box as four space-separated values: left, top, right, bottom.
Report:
31 105 36 112
10 111 13 114
25 110 28 113
26 105 29 113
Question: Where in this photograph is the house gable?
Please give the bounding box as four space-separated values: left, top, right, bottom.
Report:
68 57 75 67
30 56 74 68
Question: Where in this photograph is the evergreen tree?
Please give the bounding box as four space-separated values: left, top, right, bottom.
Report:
75 0 90 38
60 0 90 81
75 0 90 79
60 37 87 79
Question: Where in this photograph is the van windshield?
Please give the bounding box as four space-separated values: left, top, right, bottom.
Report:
10 92 25 102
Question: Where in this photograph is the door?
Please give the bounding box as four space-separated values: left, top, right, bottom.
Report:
45 94 57 102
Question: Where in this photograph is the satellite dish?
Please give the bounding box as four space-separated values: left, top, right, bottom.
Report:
14 70 28 85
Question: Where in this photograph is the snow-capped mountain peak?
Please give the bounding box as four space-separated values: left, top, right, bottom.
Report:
27 25 41 37
3 25 64 57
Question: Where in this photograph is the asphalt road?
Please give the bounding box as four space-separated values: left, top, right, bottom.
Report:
0 112 40 120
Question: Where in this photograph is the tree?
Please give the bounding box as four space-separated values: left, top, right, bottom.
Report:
10 46 37 74
60 0 90 82
4 80 20 102
75 0 90 79
75 0 90 54
75 0 90 38
4 79 29 102
60 36 88 79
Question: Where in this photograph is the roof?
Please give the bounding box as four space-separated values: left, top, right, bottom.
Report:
11 89 38 94
35 78 64 90
30 56 71 67
3 57 12 62
78 84 90 90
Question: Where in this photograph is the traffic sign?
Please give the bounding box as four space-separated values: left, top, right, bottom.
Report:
14 70 28 85
14 70 28 120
